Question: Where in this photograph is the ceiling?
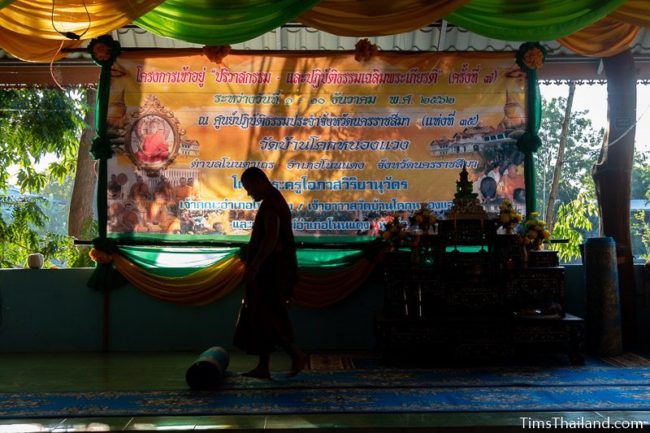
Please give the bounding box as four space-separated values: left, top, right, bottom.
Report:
3 21 650 87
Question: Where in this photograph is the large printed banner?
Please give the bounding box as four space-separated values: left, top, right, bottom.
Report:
105 51 527 237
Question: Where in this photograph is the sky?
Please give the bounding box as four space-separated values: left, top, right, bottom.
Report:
540 83 650 153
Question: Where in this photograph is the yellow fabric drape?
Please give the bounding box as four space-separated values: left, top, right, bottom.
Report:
113 253 244 306
292 258 378 308
558 16 639 58
610 0 650 28
0 0 164 40
113 250 377 308
0 27 83 62
298 0 471 36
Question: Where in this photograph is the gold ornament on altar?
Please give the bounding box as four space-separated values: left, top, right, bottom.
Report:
522 212 551 250
446 164 488 220
498 199 522 234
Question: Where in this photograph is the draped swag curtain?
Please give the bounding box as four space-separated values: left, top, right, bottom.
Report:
111 246 380 308
135 0 322 45
1 0 650 60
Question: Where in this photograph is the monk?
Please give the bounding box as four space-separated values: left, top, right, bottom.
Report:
128 174 150 202
136 118 169 163
175 177 193 201
233 167 306 379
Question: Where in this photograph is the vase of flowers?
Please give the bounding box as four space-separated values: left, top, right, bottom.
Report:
521 212 551 250
380 212 408 251
498 199 522 235
410 203 437 234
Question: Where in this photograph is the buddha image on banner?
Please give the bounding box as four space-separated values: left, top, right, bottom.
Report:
103 51 527 238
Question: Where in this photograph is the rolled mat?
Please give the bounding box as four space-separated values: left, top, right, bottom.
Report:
186 346 230 390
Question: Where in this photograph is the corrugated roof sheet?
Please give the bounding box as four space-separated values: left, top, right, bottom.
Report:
110 23 650 57
2 23 650 80
1 23 649 59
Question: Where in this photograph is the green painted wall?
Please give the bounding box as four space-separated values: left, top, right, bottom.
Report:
0 265 648 352
0 268 384 352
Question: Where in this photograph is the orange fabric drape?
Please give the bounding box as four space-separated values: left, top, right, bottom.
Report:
0 0 164 39
610 0 650 28
114 251 378 308
0 0 164 61
298 0 471 37
557 16 639 58
0 27 83 62
292 258 378 308
112 253 244 306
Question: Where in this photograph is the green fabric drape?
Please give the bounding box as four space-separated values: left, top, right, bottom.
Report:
514 42 545 216
298 249 364 268
111 244 379 307
87 36 122 291
446 0 628 41
119 246 240 277
524 65 541 215
107 232 376 245
134 0 321 45
113 252 244 305
116 245 368 275
111 246 379 307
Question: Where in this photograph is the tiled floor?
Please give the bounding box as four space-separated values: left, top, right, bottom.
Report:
0 352 649 432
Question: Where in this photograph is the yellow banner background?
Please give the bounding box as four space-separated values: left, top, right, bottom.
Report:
105 50 527 236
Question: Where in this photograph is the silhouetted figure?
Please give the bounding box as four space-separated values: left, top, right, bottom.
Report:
233 167 306 379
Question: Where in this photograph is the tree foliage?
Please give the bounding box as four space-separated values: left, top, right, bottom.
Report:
536 94 603 214
631 210 650 261
0 87 88 267
0 194 78 267
631 151 650 201
535 89 604 263
551 191 598 262
630 151 650 260
0 87 86 189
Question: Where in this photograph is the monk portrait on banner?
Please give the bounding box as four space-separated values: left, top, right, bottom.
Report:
134 116 171 163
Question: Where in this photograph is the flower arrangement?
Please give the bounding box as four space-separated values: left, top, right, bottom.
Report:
354 38 378 62
498 199 522 234
521 212 551 250
92 43 112 62
410 203 437 233
203 45 231 64
516 42 547 72
380 212 409 248
87 35 121 66
523 47 544 70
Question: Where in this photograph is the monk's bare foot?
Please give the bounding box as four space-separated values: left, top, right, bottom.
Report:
287 352 308 378
241 368 271 379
